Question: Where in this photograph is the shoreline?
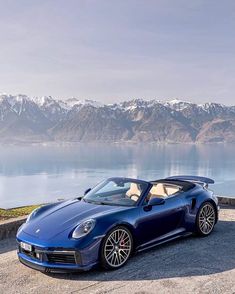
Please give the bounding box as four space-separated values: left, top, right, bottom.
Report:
1 141 235 146
0 204 41 222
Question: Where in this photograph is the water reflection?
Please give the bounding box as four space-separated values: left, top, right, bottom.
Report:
0 143 234 208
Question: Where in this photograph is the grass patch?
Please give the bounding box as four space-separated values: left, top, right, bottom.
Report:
0 205 41 221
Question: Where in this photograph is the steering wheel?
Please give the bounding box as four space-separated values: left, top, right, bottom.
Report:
129 194 139 201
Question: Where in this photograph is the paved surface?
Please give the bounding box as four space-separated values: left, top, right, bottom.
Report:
0 207 235 294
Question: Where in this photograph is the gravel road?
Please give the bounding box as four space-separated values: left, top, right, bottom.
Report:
0 207 234 294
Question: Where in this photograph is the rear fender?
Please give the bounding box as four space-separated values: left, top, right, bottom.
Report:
183 188 217 231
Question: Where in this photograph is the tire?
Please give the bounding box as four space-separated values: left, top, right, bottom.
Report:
196 202 216 236
100 226 133 270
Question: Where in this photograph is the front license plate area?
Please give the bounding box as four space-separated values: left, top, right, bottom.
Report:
21 242 32 252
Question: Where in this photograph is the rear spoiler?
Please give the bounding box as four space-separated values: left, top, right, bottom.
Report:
165 175 214 185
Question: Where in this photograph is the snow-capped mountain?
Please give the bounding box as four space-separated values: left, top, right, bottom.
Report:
0 94 235 143
65 98 103 109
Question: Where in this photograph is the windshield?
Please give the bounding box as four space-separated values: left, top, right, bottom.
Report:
83 178 148 207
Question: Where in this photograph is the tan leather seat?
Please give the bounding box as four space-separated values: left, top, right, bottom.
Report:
126 183 141 202
165 185 179 195
149 183 168 199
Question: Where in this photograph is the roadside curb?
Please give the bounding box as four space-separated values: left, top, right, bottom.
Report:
0 216 26 241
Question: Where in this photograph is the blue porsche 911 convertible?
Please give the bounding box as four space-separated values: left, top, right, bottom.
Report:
17 175 219 273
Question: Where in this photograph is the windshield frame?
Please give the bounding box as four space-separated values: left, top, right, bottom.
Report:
83 177 151 207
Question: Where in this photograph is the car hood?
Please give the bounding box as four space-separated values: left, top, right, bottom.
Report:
22 199 130 240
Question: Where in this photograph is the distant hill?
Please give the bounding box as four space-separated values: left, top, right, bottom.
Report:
1 94 235 143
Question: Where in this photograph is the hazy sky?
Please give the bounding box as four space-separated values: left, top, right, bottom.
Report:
0 0 235 104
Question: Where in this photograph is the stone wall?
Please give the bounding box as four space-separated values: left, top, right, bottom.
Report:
0 216 26 241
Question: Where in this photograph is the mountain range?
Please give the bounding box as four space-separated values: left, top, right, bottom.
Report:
0 94 235 143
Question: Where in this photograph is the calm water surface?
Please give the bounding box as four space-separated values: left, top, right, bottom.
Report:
0 143 235 208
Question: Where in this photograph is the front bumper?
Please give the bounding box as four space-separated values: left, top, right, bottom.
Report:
18 252 97 273
17 238 101 273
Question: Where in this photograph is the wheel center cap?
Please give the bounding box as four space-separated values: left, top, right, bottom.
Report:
115 245 119 251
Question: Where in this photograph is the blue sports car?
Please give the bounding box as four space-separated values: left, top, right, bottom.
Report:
16 175 219 273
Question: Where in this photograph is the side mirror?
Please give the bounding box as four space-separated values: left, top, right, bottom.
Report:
148 197 165 206
84 188 91 195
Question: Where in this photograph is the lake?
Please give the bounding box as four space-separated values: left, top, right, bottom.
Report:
0 143 235 208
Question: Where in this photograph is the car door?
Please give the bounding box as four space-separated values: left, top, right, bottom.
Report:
137 195 185 246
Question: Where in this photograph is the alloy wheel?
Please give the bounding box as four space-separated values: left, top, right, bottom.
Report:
198 203 216 235
104 228 132 268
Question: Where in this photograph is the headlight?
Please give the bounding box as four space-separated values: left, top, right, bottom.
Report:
26 207 41 223
72 219 96 239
